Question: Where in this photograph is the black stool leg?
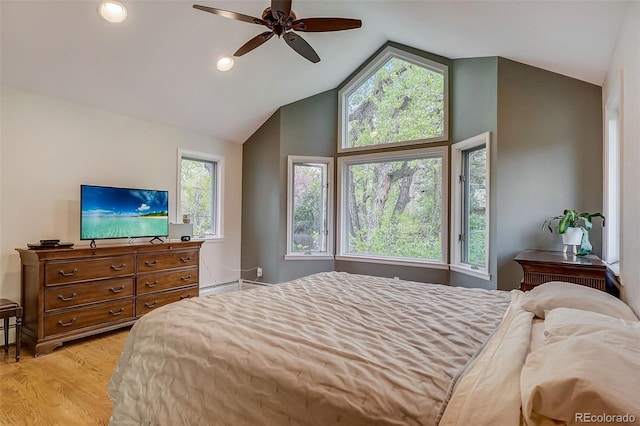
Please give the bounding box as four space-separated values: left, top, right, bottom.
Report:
3 317 8 353
15 308 22 362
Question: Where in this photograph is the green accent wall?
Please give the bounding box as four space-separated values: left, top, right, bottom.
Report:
241 91 338 284
242 44 604 290
496 58 603 291
241 110 282 284
450 57 498 290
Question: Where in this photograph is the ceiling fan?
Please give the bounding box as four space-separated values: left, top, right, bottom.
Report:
193 0 362 63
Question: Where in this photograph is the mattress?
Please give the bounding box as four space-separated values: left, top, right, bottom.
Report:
109 272 513 426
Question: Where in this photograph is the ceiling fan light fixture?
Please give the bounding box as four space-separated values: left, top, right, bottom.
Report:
216 56 235 72
98 0 128 23
193 1 362 63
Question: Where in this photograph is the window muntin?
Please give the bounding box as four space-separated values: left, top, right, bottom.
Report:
178 150 222 238
287 156 334 258
338 46 448 153
450 132 490 279
338 147 448 265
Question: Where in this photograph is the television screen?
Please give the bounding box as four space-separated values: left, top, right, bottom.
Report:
81 184 169 241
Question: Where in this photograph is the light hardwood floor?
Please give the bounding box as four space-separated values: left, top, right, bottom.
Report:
0 329 130 426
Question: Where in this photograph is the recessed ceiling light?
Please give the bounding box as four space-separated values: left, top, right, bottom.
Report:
216 56 235 72
98 0 128 23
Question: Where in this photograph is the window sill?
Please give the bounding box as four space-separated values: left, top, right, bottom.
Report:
449 264 491 281
190 236 225 244
285 254 334 261
606 262 620 276
335 255 449 270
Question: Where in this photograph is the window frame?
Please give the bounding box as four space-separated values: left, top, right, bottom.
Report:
285 155 335 260
336 146 449 268
177 148 224 241
337 45 449 154
603 77 622 273
450 132 491 280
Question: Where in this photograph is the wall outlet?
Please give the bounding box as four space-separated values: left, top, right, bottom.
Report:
256 267 263 278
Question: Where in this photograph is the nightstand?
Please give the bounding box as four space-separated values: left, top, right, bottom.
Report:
514 249 607 293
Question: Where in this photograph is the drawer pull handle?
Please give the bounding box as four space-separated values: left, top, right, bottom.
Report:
109 308 125 316
59 268 78 277
144 300 158 308
110 263 127 271
57 292 77 302
180 275 192 282
180 294 192 300
58 318 77 327
180 256 191 263
144 260 158 267
109 285 126 293
145 281 159 288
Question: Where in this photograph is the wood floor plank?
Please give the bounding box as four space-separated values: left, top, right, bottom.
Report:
0 329 129 426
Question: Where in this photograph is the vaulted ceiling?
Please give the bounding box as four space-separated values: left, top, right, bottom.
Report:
1 1 629 143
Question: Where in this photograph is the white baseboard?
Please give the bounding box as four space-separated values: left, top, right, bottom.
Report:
200 279 273 296
200 281 240 297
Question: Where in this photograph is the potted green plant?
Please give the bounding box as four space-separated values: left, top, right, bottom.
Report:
542 209 605 256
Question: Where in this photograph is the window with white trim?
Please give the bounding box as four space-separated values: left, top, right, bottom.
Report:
603 86 621 271
178 149 223 238
450 132 490 279
338 45 449 153
286 156 334 259
337 147 448 267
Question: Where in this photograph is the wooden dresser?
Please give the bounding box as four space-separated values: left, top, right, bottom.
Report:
16 241 203 356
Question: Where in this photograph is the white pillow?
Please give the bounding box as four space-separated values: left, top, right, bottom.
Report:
521 318 640 426
520 281 638 321
545 307 640 341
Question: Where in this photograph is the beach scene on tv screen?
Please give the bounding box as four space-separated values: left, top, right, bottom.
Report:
81 186 168 239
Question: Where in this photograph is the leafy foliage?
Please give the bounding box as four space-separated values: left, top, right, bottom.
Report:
346 57 445 149
181 158 215 237
464 147 487 267
346 157 443 261
292 163 327 252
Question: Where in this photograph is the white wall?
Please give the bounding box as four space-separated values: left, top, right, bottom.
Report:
603 1 640 316
0 88 242 309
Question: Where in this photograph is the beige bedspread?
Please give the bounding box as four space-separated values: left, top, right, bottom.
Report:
109 272 511 426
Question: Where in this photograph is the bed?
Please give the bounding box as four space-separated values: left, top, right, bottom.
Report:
108 272 640 426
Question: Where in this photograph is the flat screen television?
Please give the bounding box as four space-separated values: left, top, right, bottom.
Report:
81 184 169 243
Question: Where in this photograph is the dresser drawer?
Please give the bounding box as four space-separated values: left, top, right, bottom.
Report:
137 269 197 295
45 277 134 311
137 250 198 272
45 255 134 286
44 299 134 337
136 286 198 316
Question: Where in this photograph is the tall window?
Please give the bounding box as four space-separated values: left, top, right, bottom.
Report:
178 149 223 238
338 45 448 153
603 86 621 269
337 147 448 266
286 156 334 259
450 132 490 279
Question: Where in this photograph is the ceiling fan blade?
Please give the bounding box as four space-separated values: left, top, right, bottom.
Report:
234 31 275 57
290 17 362 32
271 0 292 23
193 5 267 26
283 32 320 63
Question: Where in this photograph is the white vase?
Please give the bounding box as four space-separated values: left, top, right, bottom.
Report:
561 227 584 253
562 227 583 245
